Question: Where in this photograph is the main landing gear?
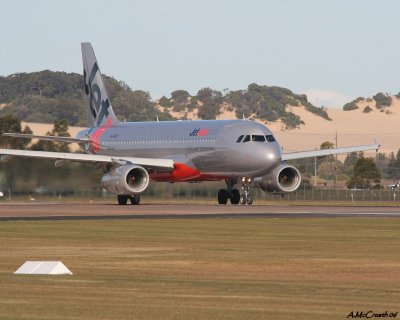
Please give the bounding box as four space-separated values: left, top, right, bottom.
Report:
217 189 240 205
217 178 253 205
117 194 141 205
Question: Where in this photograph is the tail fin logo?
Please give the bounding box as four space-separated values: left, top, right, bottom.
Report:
84 62 111 126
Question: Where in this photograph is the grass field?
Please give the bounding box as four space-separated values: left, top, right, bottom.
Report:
0 217 399 319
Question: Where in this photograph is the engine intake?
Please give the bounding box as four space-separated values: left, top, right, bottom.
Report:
101 164 149 195
255 164 301 194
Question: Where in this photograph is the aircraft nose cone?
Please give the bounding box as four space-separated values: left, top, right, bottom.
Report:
264 145 282 168
266 151 277 161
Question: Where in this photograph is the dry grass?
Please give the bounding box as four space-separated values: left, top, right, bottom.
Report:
0 217 399 319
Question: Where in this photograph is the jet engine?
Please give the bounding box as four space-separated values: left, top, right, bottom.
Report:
255 164 301 194
101 164 149 195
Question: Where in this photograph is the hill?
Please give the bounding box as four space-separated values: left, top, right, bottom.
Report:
270 96 400 156
0 71 329 128
0 71 173 126
156 84 331 128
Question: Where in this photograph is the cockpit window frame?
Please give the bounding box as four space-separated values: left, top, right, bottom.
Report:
242 135 251 143
265 135 275 142
252 135 266 142
236 135 244 143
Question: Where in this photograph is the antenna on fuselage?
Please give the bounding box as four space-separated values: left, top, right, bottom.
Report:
242 113 246 121
156 115 159 122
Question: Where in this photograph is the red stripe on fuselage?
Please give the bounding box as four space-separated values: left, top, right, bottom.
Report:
90 118 113 153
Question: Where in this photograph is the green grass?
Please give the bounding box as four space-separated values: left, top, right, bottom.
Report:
0 217 399 319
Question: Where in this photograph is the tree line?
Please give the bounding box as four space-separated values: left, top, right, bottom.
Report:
1 71 331 128
0 115 101 194
159 83 331 128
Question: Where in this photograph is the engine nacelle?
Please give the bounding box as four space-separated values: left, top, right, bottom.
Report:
255 164 301 194
101 164 149 195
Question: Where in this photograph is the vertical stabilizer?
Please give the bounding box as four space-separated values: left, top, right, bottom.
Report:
81 42 120 127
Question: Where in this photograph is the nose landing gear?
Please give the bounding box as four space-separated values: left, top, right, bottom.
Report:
239 177 253 205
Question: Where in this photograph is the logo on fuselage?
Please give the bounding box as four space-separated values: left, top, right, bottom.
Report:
189 128 209 137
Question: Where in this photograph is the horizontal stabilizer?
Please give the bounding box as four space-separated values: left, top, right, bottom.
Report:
282 143 380 161
3 133 89 144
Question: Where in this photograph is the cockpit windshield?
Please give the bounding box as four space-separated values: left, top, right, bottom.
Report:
236 135 244 143
236 134 276 143
266 135 275 142
252 135 266 142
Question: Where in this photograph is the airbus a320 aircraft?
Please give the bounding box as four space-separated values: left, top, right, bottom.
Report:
0 43 379 205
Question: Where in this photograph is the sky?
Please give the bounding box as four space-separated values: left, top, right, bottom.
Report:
1 0 399 108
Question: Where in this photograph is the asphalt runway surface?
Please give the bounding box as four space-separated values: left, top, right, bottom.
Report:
0 203 400 221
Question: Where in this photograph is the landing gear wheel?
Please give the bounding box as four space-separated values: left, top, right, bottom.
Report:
230 189 240 205
130 194 141 205
237 177 255 205
117 195 128 205
246 194 253 205
218 189 229 204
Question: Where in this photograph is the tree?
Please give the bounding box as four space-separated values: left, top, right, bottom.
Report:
0 115 32 149
196 88 223 120
171 90 189 103
316 141 339 182
317 160 343 180
197 87 222 102
343 152 362 176
319 141 335 162
343 102 359 111
385 148 400 179
31 119 71 152
0 116 34 191
347 157 381 188
158 96 171 107
363 106 372 113
373 92 392 109
320 141 334 149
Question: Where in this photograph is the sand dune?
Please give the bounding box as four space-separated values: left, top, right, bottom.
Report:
269 99 400 156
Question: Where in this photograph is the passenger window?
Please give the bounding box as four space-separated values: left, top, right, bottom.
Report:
242 135 251 143
252 135 266 142
236 135 244 143
265 135 275 142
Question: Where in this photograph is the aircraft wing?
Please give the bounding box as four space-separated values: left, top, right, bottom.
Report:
3 133 89 144
0 149 174 172
281 143 380 161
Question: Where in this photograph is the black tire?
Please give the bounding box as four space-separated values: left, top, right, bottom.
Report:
218 189 229 204
117 195 128 205
247 194 253 205
230 189 240 205
239 194 246 205
130 194 141 205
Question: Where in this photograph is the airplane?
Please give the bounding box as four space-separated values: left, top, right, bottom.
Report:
0 43 380 205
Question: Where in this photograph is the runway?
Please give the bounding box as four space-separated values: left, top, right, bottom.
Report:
0 203 400 221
